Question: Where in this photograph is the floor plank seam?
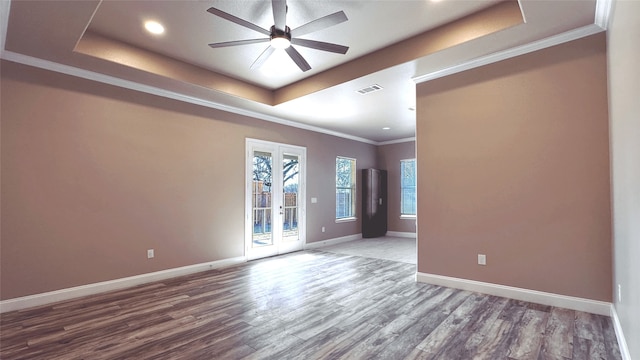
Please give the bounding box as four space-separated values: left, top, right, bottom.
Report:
0 250 622 360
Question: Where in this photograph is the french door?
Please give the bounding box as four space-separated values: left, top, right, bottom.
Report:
245 139 306 260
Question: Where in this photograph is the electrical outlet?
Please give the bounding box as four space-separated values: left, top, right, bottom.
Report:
321 226 326 233
478 254 486 266
147 249 154 259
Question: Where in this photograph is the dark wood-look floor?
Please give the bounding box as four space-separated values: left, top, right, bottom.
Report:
0 251 622 360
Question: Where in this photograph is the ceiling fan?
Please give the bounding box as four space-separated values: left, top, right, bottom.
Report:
207 0 349 72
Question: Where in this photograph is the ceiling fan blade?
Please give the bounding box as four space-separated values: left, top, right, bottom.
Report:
208 38 270 48
291 38 348 54
207 7 270 36
272 0 287 31
290 11 348 37
251 46 276 69
285 46 311 72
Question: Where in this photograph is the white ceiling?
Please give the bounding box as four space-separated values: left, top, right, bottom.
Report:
1 0 609 144
88 0 501 89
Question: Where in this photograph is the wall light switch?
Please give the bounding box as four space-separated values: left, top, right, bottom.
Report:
478 254 486 265
147 249 154 259
311 197 317 203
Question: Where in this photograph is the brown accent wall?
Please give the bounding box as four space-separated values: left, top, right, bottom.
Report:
608 0 640 356
0 60 376 300
416 33 612 301
377 141 416 234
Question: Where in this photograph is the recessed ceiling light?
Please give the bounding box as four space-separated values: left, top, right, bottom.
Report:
144 21 165 35
382 127 391 130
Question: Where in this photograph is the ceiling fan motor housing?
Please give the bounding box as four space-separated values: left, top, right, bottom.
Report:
270 25 291 42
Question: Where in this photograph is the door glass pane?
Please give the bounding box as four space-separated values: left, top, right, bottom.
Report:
282 154 299 242
252 151 273 247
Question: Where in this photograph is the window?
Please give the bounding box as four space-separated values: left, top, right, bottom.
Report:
336 157 356 219
401 159 417 216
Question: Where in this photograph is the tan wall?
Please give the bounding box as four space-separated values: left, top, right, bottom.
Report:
608 0 640 357
0 60 376 300
416 33 612 301
377 141 416 234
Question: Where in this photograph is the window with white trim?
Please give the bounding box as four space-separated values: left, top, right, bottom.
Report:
336 157 356 219
401 159 417 216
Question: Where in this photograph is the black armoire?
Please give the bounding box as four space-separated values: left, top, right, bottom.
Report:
362 169 387 238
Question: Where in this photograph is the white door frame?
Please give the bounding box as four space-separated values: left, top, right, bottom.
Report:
245 138 306 260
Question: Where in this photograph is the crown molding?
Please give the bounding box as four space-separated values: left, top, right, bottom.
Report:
595 0 613 29
2 0 610 146
0 50 378 145
0 0 376 145
0 0 10 51
413 24 604 85
377 137 416 146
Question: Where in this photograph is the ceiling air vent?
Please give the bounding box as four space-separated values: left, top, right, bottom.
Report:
356 84 383 95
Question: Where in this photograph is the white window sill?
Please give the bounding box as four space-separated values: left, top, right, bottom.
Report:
335 217 357 223
400 215 416 219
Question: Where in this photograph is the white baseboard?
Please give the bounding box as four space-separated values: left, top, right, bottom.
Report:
386 231 416 238
416 272 611 316
610 305 632 360
304 234 362 250
0 256 246 314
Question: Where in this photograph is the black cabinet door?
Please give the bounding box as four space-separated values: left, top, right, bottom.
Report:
362 169 387 238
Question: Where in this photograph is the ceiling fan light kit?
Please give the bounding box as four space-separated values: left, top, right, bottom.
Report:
270 26 291 49
207 0 349 72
